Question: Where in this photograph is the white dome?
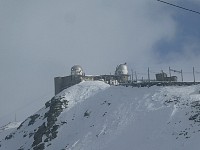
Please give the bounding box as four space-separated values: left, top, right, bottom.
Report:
115 64 128 75
71 65 84 76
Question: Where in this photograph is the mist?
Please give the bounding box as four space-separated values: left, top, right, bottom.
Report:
0 0 200 126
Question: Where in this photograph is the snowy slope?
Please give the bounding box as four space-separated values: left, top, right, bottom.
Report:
0 81 200 150
0 122 22 142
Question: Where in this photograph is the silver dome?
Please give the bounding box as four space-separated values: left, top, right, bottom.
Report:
71 65 84 75
71 65 83 71
115 63 128 75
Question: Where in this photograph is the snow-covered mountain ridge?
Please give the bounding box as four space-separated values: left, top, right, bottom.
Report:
0 81 200 150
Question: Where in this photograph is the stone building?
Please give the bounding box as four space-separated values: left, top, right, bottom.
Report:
54 63 129 95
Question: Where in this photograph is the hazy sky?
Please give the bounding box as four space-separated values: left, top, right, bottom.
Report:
0 0 200 125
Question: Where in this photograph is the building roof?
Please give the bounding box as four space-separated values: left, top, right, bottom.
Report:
71 65 83 71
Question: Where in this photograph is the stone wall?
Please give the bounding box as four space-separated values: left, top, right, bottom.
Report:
54 75 83 95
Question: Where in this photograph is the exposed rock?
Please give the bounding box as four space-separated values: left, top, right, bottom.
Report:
17 119 27 130
84 110 91 118
33 143 45 150
5 134 13 140
32 122 46 148
31 96 69 149
28 114 40 126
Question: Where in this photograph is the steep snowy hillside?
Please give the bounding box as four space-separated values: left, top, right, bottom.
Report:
0 81 200 150
0 122 22 141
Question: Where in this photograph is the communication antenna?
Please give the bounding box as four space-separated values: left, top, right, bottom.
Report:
131 69 134 82
193 67 196 83
148 67 150 83
15 113 17 122
135 71 138 82
169 67 172 82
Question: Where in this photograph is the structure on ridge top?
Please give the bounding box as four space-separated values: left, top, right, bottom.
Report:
155 71 177 82
54 63 129 95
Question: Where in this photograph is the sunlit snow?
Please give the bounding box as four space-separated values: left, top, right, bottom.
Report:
0 81 200 150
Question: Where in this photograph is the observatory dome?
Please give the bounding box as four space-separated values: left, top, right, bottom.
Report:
71 65 84 76
115 63 128 75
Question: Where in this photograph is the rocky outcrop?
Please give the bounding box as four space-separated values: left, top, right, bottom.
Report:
31 96 69 150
